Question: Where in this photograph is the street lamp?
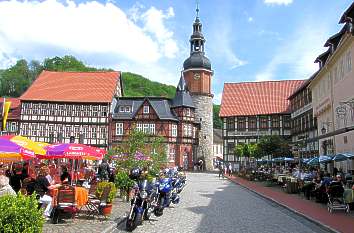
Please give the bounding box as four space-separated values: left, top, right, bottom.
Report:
321 127 326 135
321 121 332 135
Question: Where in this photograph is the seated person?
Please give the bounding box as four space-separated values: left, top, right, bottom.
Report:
321 173 332 187
45 172 55 185
34 166 61 219
329 175 344 188
60 166 71 184
327 175 345 202
9 166 22 193
0 175 16 197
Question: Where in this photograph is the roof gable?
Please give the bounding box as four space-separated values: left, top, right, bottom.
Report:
113 97 178 121
20 70 121 103
220 80 304 117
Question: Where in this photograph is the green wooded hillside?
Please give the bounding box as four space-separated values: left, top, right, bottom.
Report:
0 55 222 128
122 72 176 98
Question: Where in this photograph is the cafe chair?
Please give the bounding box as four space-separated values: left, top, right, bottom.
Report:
52 185 79 224
327 184 350 214
85 186 111 219
88 182 98 199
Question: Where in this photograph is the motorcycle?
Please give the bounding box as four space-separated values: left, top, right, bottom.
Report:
126 179 152 232
154 174 180 217
173 172 186 194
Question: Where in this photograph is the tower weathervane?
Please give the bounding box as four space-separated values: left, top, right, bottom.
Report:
196 0 199 18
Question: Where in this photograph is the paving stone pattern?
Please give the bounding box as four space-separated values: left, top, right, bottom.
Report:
43 197 130 233
114 173 331 233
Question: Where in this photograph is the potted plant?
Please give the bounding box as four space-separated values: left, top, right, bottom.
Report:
96 181 117 216
115 171 134 201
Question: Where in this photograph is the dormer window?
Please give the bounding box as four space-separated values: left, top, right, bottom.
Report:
125 106 131 113
119 106 125 113
186 108 191 116
143 106 149 114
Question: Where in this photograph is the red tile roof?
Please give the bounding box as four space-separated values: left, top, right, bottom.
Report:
20 71 121 103
219 80 304 117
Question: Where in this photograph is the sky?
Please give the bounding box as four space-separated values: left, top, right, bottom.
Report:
0 0 352 104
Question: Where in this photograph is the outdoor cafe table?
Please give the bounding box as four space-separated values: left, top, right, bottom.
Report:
344 188 354 204
50 186 89 207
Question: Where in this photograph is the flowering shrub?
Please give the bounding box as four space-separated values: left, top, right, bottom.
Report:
0 193 45 233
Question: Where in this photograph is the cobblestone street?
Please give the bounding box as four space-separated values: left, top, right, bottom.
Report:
43 197 130 233
114 173 331 233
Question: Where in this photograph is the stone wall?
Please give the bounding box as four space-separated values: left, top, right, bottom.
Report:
192 95 213 171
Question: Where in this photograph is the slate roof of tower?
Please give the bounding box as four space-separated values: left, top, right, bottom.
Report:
183 52 211 70
113 97 179 121
220 80 304 117
171 76 195 109
20 70 121 103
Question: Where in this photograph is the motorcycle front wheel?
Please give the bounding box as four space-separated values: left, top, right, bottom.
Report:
154 197 164 217
126 212 142 232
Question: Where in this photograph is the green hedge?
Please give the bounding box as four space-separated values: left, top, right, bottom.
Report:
0 193 44 233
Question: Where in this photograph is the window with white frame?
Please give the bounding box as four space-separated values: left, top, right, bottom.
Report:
66 126 71 137
186 108 191 116
188 124 192 136
101 106 107 117
119 106 125 112
10 122 17 132
137 123 142 132
91 127 97 139
143 123 149 133
143 106 149 114
101 127 107 139
184 124 188 136
92 106 98 117
116 123 124 135
33 104 38 115
125 106 131 113
39 124 45 137
172 125 177 137
149 123 155 134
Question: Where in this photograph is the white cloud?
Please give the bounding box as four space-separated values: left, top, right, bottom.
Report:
209 20 247 69
140 7 178 58
248 17 254 22
264 0 293 6
0 0 180 83
255 21 330 81
213 92 222 104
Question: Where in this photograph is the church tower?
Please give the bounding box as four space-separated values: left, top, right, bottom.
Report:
182 5 213 170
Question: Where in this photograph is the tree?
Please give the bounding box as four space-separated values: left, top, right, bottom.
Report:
0 60 31 97
43 55 97 72
108 130 167 174
257 135 291 160
213 105 223 129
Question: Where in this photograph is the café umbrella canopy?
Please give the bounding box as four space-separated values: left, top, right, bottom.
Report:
0 138 36 162
43 143 102 159
306 155 333 166
333 153 354 162
0 135 46 155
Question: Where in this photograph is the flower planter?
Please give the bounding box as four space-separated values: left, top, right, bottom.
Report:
101 203 113 216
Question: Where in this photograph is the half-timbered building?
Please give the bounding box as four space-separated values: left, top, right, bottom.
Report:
219 80 304 164
19 71 122 148
0 97 21 135
110 75 199 168
288 73 319 158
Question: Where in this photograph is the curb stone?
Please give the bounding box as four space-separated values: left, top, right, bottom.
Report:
226 176 339 233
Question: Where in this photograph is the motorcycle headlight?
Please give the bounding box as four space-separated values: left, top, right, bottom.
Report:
140 191 148 199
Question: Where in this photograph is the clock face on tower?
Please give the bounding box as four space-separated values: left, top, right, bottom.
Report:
193 72 200 80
